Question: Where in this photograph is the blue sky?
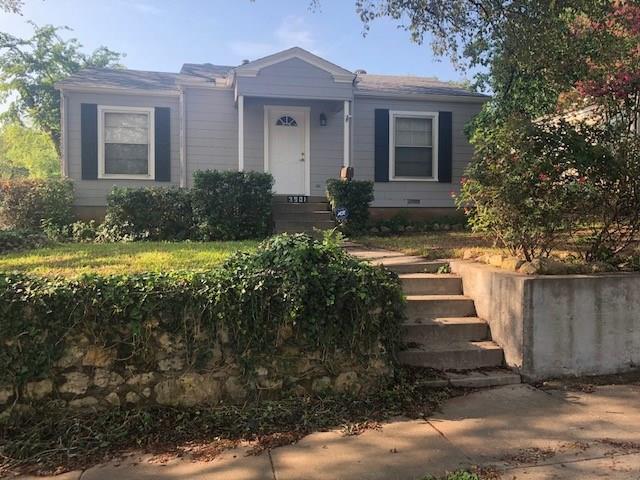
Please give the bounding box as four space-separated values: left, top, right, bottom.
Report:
0 0 475 83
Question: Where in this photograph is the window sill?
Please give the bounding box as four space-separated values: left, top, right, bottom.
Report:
98 174 156 181
389 177 439 182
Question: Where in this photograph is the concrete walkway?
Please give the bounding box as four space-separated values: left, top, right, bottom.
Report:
21 383 640 480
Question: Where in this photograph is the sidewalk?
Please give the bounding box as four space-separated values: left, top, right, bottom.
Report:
22 383 640 480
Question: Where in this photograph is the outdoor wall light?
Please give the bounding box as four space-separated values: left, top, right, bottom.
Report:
319 113 327 127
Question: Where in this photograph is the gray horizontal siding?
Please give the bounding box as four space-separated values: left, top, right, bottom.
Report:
184 88 237 186
66 92 180 207
237 58 353 101
352 97 482 208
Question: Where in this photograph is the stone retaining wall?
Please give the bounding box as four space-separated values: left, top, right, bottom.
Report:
450 260 640 380
0 324 390 416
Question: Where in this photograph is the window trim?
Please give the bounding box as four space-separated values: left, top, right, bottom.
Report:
389 110 439 182
97 105 155 180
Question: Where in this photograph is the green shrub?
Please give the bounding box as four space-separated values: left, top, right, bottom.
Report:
326 179 374 234
0 179 73 230
103 187 194 241
192 170 274 240
370 211 467 235
458 119 589 261
0 233 404 386
0 229 49 254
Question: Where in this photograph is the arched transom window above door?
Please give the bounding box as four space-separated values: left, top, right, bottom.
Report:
276 115 298 127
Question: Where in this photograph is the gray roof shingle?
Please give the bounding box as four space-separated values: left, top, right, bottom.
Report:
56 68 181 91
354 74 487 98
57 63 488 99
180 63 235 81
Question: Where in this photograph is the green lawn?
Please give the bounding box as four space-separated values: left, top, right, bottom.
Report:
355 232 501 260
0 241 257 277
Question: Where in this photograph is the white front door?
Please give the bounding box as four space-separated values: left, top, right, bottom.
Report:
265 106 309 195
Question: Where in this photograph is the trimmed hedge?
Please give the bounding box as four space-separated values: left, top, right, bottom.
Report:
192 170 274 240
102 171 274 241
103 187 194 241
326 179 374 234
0 233 405 386
0 179 74 230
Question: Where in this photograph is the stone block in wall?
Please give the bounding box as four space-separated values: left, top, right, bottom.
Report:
154 373 221 407
82 346 115 368
59 372 90 395
93 369 124 389
24 379 53 400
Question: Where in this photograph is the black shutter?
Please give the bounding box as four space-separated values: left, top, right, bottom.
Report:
81 103 98 180
374 109 390 182
155 107 171 182
438 111 453 183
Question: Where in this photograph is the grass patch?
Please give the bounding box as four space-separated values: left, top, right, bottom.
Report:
356 232 501 260
0 241 257 277
0 370 453 476
356 232 589 262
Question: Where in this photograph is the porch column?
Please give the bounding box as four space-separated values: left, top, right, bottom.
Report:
343 100 351 167
238 95 245 171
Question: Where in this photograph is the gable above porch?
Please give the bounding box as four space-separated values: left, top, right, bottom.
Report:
234 47 355 101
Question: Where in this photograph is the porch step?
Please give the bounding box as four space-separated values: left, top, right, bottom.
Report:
406 295 477 321
403 317 489 345
275 210 332 220
399 273 462 295
272 202 331 214
398 341 504 370
274 219 336 234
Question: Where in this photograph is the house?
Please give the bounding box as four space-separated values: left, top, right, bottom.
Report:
56 47 488 222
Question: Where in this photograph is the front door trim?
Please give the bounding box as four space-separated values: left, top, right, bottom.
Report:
264 105 311 196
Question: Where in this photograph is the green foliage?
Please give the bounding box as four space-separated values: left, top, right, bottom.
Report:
370 210 466 235
458 119 595 261
0 123 59 178
103 187 194 241
460 116 640 262
192 170 274 240
0 233 404 386
326 179 374 234
0 229 48 254
0 178 73 230
0 23 123 151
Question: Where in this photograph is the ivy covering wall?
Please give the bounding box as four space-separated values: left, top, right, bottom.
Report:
0 234 405 411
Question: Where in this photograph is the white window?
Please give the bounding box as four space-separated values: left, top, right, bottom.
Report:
98 106 155 179
389 111 439 181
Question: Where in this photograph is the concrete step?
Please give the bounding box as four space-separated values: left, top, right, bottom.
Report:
417 369 521 388
272 202 331 214
400 273 463 295
382 260 450 274
445 369 521 388
398 341 504 370
406 295 477 321
403 317 489 345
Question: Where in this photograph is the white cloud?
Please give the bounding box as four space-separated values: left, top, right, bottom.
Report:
275 15 315 50
227 15 319 62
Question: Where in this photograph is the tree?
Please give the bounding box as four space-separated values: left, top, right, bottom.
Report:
0 122 59 179
0 0 23 14
0 23 123 154
354 1 607 122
